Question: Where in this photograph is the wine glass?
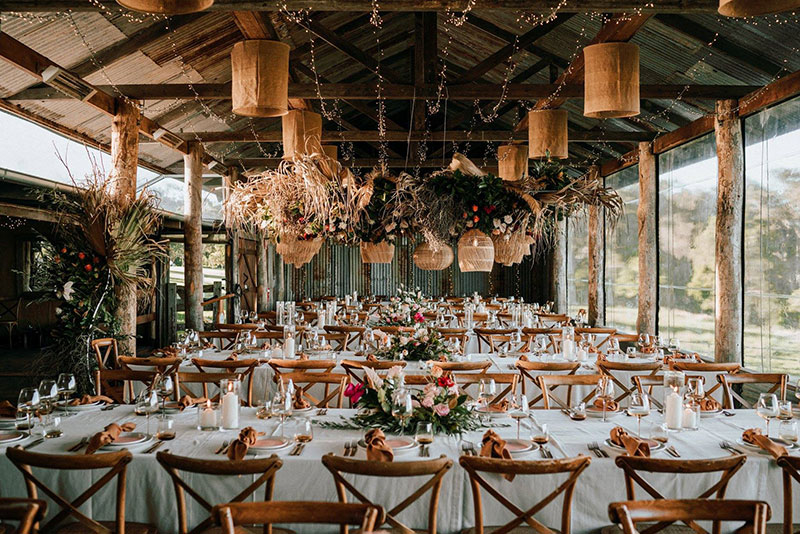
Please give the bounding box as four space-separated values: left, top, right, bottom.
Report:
17 387 40 432
596 376 615 423
687 377 705 403
391 388 413 432
56 373 76 417
135 389 159 436
757 393 779 437
668 338 680 355
510 392 529 439
249 311 258 323
628 392 650 438
156 374 174 413
37 380 58 433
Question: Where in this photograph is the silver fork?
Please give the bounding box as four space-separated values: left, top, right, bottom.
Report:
348 440 358 457
541 444 553 459
666 445 680 458
720 441 744 454
215 440 230 455
68 437 89 452
343 441 352 456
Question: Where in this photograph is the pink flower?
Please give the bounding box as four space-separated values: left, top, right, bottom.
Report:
421 394 435 408
414 312 425 323
344 383 365 404
433 403 450 416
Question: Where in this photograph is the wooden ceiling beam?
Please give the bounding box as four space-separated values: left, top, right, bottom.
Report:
9 83 760 101
180 129 656 142
0 0 718 12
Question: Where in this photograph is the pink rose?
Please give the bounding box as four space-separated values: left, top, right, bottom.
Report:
433 403 450 416
414 312 425 323
421 395 435 408
344 383 365 404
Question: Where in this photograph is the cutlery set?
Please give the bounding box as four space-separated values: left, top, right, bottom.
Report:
289 443 306 456
343 440 358 457
720 441 745 455
588 442 609 458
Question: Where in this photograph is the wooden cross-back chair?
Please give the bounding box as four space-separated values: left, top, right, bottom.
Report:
473 328 515 353
450 373 518 406
608 500 770 534
402 362 493 387
670 362 740 402
612 333 640 345
322 453 452 534
489 334 533 354
340 360 408 387
177 371 246 406
94 368 163 405
436 328 468 353
212 502 382 534
0 498 47 534
632 374 689 411
460 455 591 534
539 374 604 410
198 331 239 351
91 338 121 369
605 455 747 534
776 455 800 534
190 358 258 405
576 327 617 349
598 361 662 404
516 360 581 408
257 311 277 323
116 356 182 402
536 313 569 326
156 451 283 534
324 325 365 351
5 448 156 534
375 326 416 336
268 358 346 408
317 332 350 351
251 330 285 348
454 312 489 328
718 373 788 409
521 328 561 351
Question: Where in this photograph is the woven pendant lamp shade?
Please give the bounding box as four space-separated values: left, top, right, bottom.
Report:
282 110 323 160
322 145 338 160
719 0 800 16
277 236 323 267
497 145 528 181
360 242 395 264
528 109 568 159
117 0 212 13
413 242 454 271
583 42 640 119
457 230 494 272
231 40 290 118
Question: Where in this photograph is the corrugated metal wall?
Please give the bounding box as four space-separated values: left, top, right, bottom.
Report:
269 236 552 303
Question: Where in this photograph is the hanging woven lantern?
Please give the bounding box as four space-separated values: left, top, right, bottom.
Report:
277 235 323 267
497 145 528 181
492 233 528 267
360 241 395 264
282 110 323 160
117 0 212 13
719 0 800 16
528 109 568 159
457 230 494 272
584 42 640 119
231 40 290 118
413 242 454 271
322 145 338 160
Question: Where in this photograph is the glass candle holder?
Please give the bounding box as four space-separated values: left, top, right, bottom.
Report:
196 401 220 431
682 399 700 431
220 379 241 430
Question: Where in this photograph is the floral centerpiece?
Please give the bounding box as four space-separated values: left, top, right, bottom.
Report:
368 285 429 327
354 169 414 245
344 365 480 435
372 327 453 362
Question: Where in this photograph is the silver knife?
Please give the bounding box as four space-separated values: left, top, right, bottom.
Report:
24 438 44 450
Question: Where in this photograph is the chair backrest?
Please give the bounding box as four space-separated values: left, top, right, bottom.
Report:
718 373 787 409
91 338 119 369
213 323 259 331
608 500 769 534
198 331 240 351
632 374 688 410
614 455 746 534
212 501 382 534
460 455 591 534
671 362 739 400
0 498 47 534
434 361 491 373
776 455 800 534
340 360 408 386
324 325 365 350
177 372 244 405
317 332 349 351
118 356 182 373
473 328 514 352
576 327 617 348
516 360 580 408
598 361 661 403
539 374 603 410
191 358 258 406
94 368 163 404
277 372 349 408
156 451 282 534
6 447 132 534
322 453 452 534
441 373 518 405
489 334 532 354
437 328 468 352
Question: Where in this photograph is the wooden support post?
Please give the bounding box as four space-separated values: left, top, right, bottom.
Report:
550 215 567 313
256 231 269 313
637 141 657 335
587 166 604 326
110 99 140 356
714 99 743 363
183 141 204 331
224 167 241 322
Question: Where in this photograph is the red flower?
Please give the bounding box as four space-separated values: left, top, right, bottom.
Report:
472 205 479 212
54 256 60 263
413 312 425 323
437 376 455 388
60 247 67 254
93 257 100 264
344 383 365 404
78 252 85 260
84 264 92 272
473 216 479 223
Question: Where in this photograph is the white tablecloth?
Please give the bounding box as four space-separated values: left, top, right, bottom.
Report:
0 408 792 534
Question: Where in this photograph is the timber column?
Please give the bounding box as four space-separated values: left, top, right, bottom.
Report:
587 166 604 326
184 141 204 331
224 167 241 322
110 99 139 356
714 99 743 363
637 141 657 335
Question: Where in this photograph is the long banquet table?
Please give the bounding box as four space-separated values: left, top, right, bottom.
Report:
0 406 793 533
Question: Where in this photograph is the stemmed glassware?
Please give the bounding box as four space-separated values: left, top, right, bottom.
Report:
17 387 40 432
135 388 159 436
596 376 615 423
391 388 413 433
628 392 650 438
56 373 76 417
37 380 58 437
156 374 174 413
667 338 680 356
510 392 529 439
757 393 780 437
686 377 705 403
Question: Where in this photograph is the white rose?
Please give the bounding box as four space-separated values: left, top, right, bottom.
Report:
504 215 513 224
62 281 74 302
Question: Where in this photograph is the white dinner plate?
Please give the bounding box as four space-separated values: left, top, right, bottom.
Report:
0 418 17 430
0 431 27 444
737 438 797 452
585 406 620 418
700 409 722 418
506 439 539 455
248 436 292 452
291 406 315 415
102 432 149 448
57 401 105 412
358 436 417 451
605 437 664 452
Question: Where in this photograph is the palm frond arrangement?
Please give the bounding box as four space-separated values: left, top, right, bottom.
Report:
354 167 415 244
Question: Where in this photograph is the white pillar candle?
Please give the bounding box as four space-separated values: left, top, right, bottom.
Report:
317 311 326 330
682 407 698 429
665 390 683 430
221 388 239 429
283 337 296 358
199 401 216 428
345 295 351 307
562 339 574 360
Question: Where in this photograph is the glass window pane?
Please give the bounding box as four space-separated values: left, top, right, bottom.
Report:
744 96 800 374
605 165 639 332
567 215 589 316
658 133 718 356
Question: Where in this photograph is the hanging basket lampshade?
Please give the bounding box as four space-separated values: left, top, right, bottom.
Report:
457 229 494 272
282 110 323 160
277 235 323 267
322 145 338 160
719 0 800 16
413 242 454 271
492 233 527 267
497 145 528 181
528 109 568 159
231 40 290 118
116 0 213 14
583 42 640 119
360 241 395 264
